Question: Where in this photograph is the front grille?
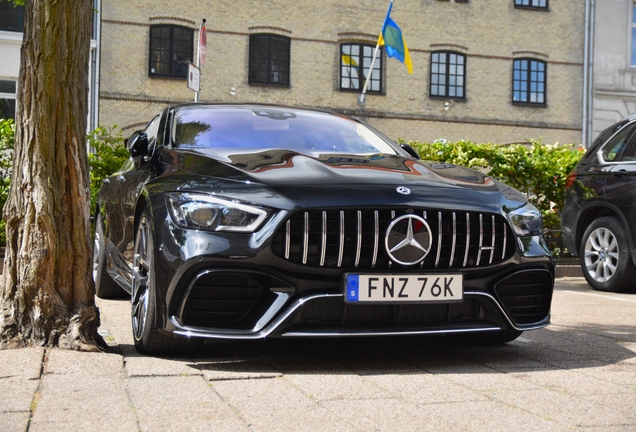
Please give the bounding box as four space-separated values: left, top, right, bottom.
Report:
271 209 515 270
298 296 486 326
495 271 553 325
181 273 263 326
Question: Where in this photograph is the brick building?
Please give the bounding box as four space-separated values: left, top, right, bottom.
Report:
99 0 586 144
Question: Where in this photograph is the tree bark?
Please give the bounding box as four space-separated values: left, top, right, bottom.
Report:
0 0 104 351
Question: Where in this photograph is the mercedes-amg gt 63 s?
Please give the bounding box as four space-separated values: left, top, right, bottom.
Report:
93 104 554 354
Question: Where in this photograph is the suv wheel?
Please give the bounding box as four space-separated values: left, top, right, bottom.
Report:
580 216 636 293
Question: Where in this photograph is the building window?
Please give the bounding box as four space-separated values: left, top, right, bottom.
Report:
340 43 383 93
249 34 290 86
0 2 24 32
149 25 193 78
514 0 548 10
513 59 546 105
430 52 466 99
0 80 17 120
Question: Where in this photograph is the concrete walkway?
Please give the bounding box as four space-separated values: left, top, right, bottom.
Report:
1 277 635 431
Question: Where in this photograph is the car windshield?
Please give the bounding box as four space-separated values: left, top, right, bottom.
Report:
171 106 397 155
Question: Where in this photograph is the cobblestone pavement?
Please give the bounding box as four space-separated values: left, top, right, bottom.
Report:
1 277 635 431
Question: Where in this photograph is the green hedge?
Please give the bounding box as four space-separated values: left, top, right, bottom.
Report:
0 122 129 246
404 139 585 256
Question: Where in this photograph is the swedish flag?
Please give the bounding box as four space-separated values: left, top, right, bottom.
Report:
378 2 413 74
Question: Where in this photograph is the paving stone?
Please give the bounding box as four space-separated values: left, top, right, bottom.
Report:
29 374 137 431
489 389 636 428
509 369 634 396
0 347 44 380
120 345 202 377
44 348 124 377
212 376 357 431
0 412 30 432
364 371 489 404
198 360 282 381
126 375 249 431
0 378 39 413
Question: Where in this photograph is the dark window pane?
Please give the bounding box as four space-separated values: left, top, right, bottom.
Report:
0 3 24 32
149 25 193 78
249 34 291 86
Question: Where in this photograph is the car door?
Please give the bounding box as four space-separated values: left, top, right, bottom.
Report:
605 135 636 253
105 114 162 264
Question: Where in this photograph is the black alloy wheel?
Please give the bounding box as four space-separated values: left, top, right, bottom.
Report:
94 213 125 299
131 208 202 354
580 216 636 293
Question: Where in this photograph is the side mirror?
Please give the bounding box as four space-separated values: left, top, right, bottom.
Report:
127 131 149 157
127 131 149 167
400 143 420 160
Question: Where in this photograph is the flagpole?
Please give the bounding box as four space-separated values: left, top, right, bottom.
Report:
358 0 394 107
195 19 206 102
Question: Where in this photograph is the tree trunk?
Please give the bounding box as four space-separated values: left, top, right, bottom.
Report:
0 0 104 351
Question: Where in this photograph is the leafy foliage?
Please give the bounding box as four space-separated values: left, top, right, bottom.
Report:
87 126 129 215
0 119 15 246
0 124 129 246
405 139 585 255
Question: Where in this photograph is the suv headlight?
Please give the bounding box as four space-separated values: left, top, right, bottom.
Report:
166 193 268 232
507 203 543 237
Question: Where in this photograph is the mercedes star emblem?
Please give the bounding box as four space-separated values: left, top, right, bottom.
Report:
396 186 411 195
385 214 432 265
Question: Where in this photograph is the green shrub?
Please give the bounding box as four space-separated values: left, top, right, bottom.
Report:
405 139 585 256
0 124 128 246
0 118 15 246
87 126 129 215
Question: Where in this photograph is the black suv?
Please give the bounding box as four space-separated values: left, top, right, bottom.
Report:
562 116 636 292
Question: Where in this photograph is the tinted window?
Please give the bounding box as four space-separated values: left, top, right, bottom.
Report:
171 106 397 155
601 122 636 162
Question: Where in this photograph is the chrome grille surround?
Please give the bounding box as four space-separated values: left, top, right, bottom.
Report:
271 208 516 270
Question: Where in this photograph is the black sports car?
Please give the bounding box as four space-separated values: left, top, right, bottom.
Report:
93 104 554 354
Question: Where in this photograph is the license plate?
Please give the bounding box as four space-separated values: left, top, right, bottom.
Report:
344 274 463 303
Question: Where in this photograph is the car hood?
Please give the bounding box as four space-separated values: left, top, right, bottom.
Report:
157 148 524 214
169 148 499 190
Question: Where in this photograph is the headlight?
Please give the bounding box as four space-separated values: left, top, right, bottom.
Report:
507 203 543 237
166 193 268 232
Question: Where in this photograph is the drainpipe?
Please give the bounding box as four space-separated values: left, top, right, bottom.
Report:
582 0 596 148
582 0 590 148
588 0 595 147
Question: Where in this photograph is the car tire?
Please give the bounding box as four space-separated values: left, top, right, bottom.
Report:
131 208 202 355
447 330 523 345
94 213 127 299
580 216 636 293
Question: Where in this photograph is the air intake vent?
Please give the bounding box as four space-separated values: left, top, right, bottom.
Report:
495 271 553 325
181 273 263 327
271 209 515 270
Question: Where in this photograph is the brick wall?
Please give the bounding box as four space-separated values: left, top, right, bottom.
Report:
99 0 584 144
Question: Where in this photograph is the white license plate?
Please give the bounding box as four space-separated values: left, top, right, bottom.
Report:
344 274 463 303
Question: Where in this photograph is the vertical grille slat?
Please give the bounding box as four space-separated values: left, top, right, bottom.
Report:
320 211 327 266
302 212 309 264
463 213 471 267
449 212 457 267
476 213 484 266
435 212 442 267
372 211 379 267
355 211 362 268
274 208 514 270
338 211 345 267
489 215 495 264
